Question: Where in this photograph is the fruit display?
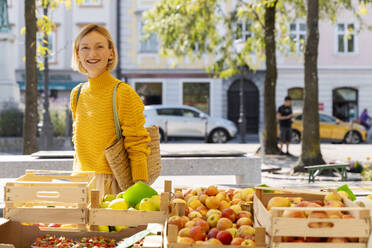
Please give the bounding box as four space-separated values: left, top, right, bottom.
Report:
31 235 116 248
168 185 258 246
254 187 371 246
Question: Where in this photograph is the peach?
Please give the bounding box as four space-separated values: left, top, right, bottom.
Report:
178 227 191 237
177 237 194 244
267 197 290 210
168 216 183 231
194 218 209 233
216 217 233 230
238 225 255 238
236 217 253 228
231 237 244 245
237 211 252 220
205 196 220 209
282 210 306 218
206 209 221 218
205 238 223 245
219 200 231 211
205 186 219 196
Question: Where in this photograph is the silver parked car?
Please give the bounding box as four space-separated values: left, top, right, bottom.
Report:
144 105 238 143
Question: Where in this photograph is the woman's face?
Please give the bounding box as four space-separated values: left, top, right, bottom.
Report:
78 31 113 78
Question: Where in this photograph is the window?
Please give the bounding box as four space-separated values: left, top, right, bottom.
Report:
183 83 210 114
290 22 306 52
80 0 102 6
37 30 57 64
135 82 162 105
181 109 200 118
139 21 158 53
336 23 356 54
288 87 304 112
157 108 181 116
319 114 336 123
236 21 252 41
333 87 358 121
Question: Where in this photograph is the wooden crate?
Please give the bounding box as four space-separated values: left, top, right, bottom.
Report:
0 218 162 248
4 170 96 226
165 223 267 248
89 180 172 228
254 187 371 248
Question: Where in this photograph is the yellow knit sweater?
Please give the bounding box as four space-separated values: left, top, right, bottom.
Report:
70 70 150 181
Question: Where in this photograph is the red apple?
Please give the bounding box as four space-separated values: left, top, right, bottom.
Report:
195 219 209 233
237 211 252 220
216 230 233 245
216 217 233 230
221 208 237 222
207 228 220 239
189 226 206 241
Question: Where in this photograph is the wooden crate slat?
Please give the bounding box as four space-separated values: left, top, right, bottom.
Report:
89 209 167 226
254 192 273 232
271 217 370 238
272 243 366 248
4 207 87 224
5 186 87 204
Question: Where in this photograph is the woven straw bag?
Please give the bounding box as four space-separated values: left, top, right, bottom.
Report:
76 82 162 191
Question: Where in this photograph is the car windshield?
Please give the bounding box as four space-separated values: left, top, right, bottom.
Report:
294 114 337 123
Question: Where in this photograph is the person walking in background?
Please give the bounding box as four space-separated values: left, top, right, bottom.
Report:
277 96 294 156
360 108 371 130
70 24 150 196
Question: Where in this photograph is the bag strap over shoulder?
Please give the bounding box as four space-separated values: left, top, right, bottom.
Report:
76 83 83 105
113 82 123 141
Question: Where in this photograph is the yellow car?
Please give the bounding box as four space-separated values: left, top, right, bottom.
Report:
278 113 367 144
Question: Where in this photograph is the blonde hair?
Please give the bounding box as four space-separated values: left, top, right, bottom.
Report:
72 24 118 74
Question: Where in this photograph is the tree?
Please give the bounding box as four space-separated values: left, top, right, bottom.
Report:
23 0 38 154
293 0 325 172
144 0 297 154
23 0 88 154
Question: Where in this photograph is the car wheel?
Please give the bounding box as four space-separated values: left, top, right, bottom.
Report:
291 130 301 144
344 131 361 144
209 129 229 143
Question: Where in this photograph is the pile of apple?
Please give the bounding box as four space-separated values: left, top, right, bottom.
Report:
98 193 161 232
266 191 358 243
31 235 116 247
168 185 256 246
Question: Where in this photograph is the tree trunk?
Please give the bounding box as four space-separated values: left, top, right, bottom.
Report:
294 0 325 172
263 0 280 155
23 0 38 154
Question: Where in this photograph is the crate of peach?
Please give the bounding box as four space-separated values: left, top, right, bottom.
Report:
3 170 96 230
254 187 371 247
165 185 266 247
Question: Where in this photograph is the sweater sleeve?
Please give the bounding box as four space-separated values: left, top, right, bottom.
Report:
116 83 151 182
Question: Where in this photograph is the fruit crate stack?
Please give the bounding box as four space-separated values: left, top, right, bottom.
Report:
254 187 371 248
3 170 96 231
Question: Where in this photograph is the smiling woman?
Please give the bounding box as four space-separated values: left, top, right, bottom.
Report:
70 24 151 198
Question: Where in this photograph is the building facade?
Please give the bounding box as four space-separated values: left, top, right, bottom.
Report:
7 0 117 110
6 0 372 135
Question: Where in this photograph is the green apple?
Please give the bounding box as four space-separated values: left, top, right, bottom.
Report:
108 198 129 210
116 191 125 199
138 198 156 211
115 226 129 232
98 225 109 232
100 201 110 208
103 194 116 202
150 195 161 211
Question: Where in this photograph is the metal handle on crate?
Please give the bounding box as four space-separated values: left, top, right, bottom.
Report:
36 191 61 199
